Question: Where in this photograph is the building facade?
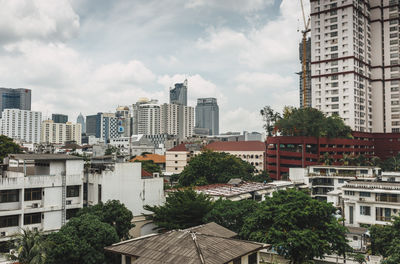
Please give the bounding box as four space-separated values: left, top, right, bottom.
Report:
41 120 82 145
195 98 219 135
76 113 85 134
0 154 84 243
137 103 160 135
310 0 400 132
0 88 31 118
51 114 68 124
0 109 42 143
169 80 187 106
85 113 119 142
299 38 312 108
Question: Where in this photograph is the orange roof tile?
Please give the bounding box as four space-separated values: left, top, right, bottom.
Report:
130 154 166 164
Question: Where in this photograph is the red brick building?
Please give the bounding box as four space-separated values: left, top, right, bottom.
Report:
267 132 400 180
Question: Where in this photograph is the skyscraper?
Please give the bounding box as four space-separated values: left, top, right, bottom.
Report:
160 103 194 139
169 79 188 106
85 113 119 142
310 0 400 133
0 88 31 117
52 114 68 124
299 38 311 108
76 113 86 134
195 98 219 135
0 109 41 143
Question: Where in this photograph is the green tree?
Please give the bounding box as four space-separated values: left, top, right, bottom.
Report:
319 152 334 165
134 160 161 174
7 229 47 264
0 135 21 161
382 154 400 171
351 253 366 264
144 189 213 231
251 170 272 183
178 150 254 186
382 240 400 264
241 189 350 264
76 200 134 240
204 199 259 236
260 106 282 136
340 154 353 166
46 214 119 264
370 217 400 259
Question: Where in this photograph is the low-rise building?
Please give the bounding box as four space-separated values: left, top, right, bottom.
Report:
130 154 166 171
342 181 400 227
0 154 84 244
109 135 156 156
205 141 266 173
165 143 202 174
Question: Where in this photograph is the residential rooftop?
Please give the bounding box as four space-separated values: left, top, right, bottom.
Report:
8 154 82 161
343 181 400 191
131 154 166 164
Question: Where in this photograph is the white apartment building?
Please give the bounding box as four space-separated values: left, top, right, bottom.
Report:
342 180 400 227
310 0 400 132
0 109 42 143
179 105 194 139
0 154 84 243
41 120 82 145
138 103 160 135
109 135 156 156
160 103 179 136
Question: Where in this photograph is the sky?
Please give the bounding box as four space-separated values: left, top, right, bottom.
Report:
0 0 310 133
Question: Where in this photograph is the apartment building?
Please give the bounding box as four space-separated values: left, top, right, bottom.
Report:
0 109 42 143
41 120 82 145
205 141 266 172
342 180 400 227
165 143 202 174
310 0 400 132
0 154 84 243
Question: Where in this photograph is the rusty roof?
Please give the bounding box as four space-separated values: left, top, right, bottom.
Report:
205 141 266 152
105 224 268 264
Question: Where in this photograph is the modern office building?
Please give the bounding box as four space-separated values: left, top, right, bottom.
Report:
41 120 82 145
76 113 85 134
51 114 68 124
0 88 31 117
195 98 219 135
310 0 400 132
169 79 188 106
116 106 132 138
299 38 312 108
85 113 119 142
0 109 42 143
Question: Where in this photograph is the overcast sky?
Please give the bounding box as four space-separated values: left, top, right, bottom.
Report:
0 0 310 133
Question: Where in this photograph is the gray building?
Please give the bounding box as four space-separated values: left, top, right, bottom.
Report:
86 114 98 137
52 113 68 123
195 98 219 135
0 88 31 117
170 79 187 106
299 38 311 108
85 113 118 142
77 113 86 134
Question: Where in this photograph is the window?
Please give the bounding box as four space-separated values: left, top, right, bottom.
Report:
360 192 371 197
345 191 355 196
360 206 371 216
125 256 132 264
338 179 345 183
24 213 41 225
67 186 80 198
0 215 19 228
233 258 241 264
24 188 42 201
66 209 80 220
248 253 257 264
0 190 19 203
98 184 102 202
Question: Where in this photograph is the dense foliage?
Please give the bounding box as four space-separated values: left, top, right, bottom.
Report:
0 135 21 161
134 160 161 174
8 229 47 264
76 200 134 240
144 189 213 231
204 199 259 236
46 214 119 264
261 106 352 139
370 217 400 263
241 189 350 264
178 150 255 186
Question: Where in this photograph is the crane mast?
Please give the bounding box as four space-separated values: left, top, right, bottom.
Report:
300 0 311 108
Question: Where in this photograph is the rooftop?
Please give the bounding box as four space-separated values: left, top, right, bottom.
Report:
343 181 400 191
131 154 166 164
184 222 237 238
8 154 82 161
205 141 266 152
105 223 268 264
195 182 275 197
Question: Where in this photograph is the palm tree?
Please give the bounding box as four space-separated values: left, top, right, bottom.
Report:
319 152 334 165
340 154 352 166
8 228 47 264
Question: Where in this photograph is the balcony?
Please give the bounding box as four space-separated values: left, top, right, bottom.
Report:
376 215 392 222
376 195 400 203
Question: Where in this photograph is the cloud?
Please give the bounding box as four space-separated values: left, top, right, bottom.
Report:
185 0 273 13
221 108 263 133
0 0 79 43
196 28 249 52
235 72 295 94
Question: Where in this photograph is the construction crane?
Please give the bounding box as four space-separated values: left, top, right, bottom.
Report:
300 0 311 108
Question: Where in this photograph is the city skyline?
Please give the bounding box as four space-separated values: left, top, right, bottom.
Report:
0 0 309 133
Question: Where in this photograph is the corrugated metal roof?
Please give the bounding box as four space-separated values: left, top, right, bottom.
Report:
9 154 82 161
185 222 237 238
105 224 268 264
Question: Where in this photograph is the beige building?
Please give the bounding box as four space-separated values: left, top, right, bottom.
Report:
205 141 266 173
165 143 202 174
41 120 82 145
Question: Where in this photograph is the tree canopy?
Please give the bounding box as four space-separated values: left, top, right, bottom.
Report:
144 189 213 231
134 160 161 174
240 189 350 264
370 217 400 262
261 106 352 139
0 135 21 161
76 200 134 240
8 229 47 264
178 150 255 186
46 214 119 264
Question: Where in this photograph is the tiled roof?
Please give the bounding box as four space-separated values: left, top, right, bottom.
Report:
186 222 237 238
205 141 266 152
167 143 188 152
105 223 268 264
141 169 153 178
131 154 166 164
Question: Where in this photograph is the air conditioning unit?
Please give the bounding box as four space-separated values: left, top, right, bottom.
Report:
32 203 39 208
0 232 7 237
66 200 72 205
